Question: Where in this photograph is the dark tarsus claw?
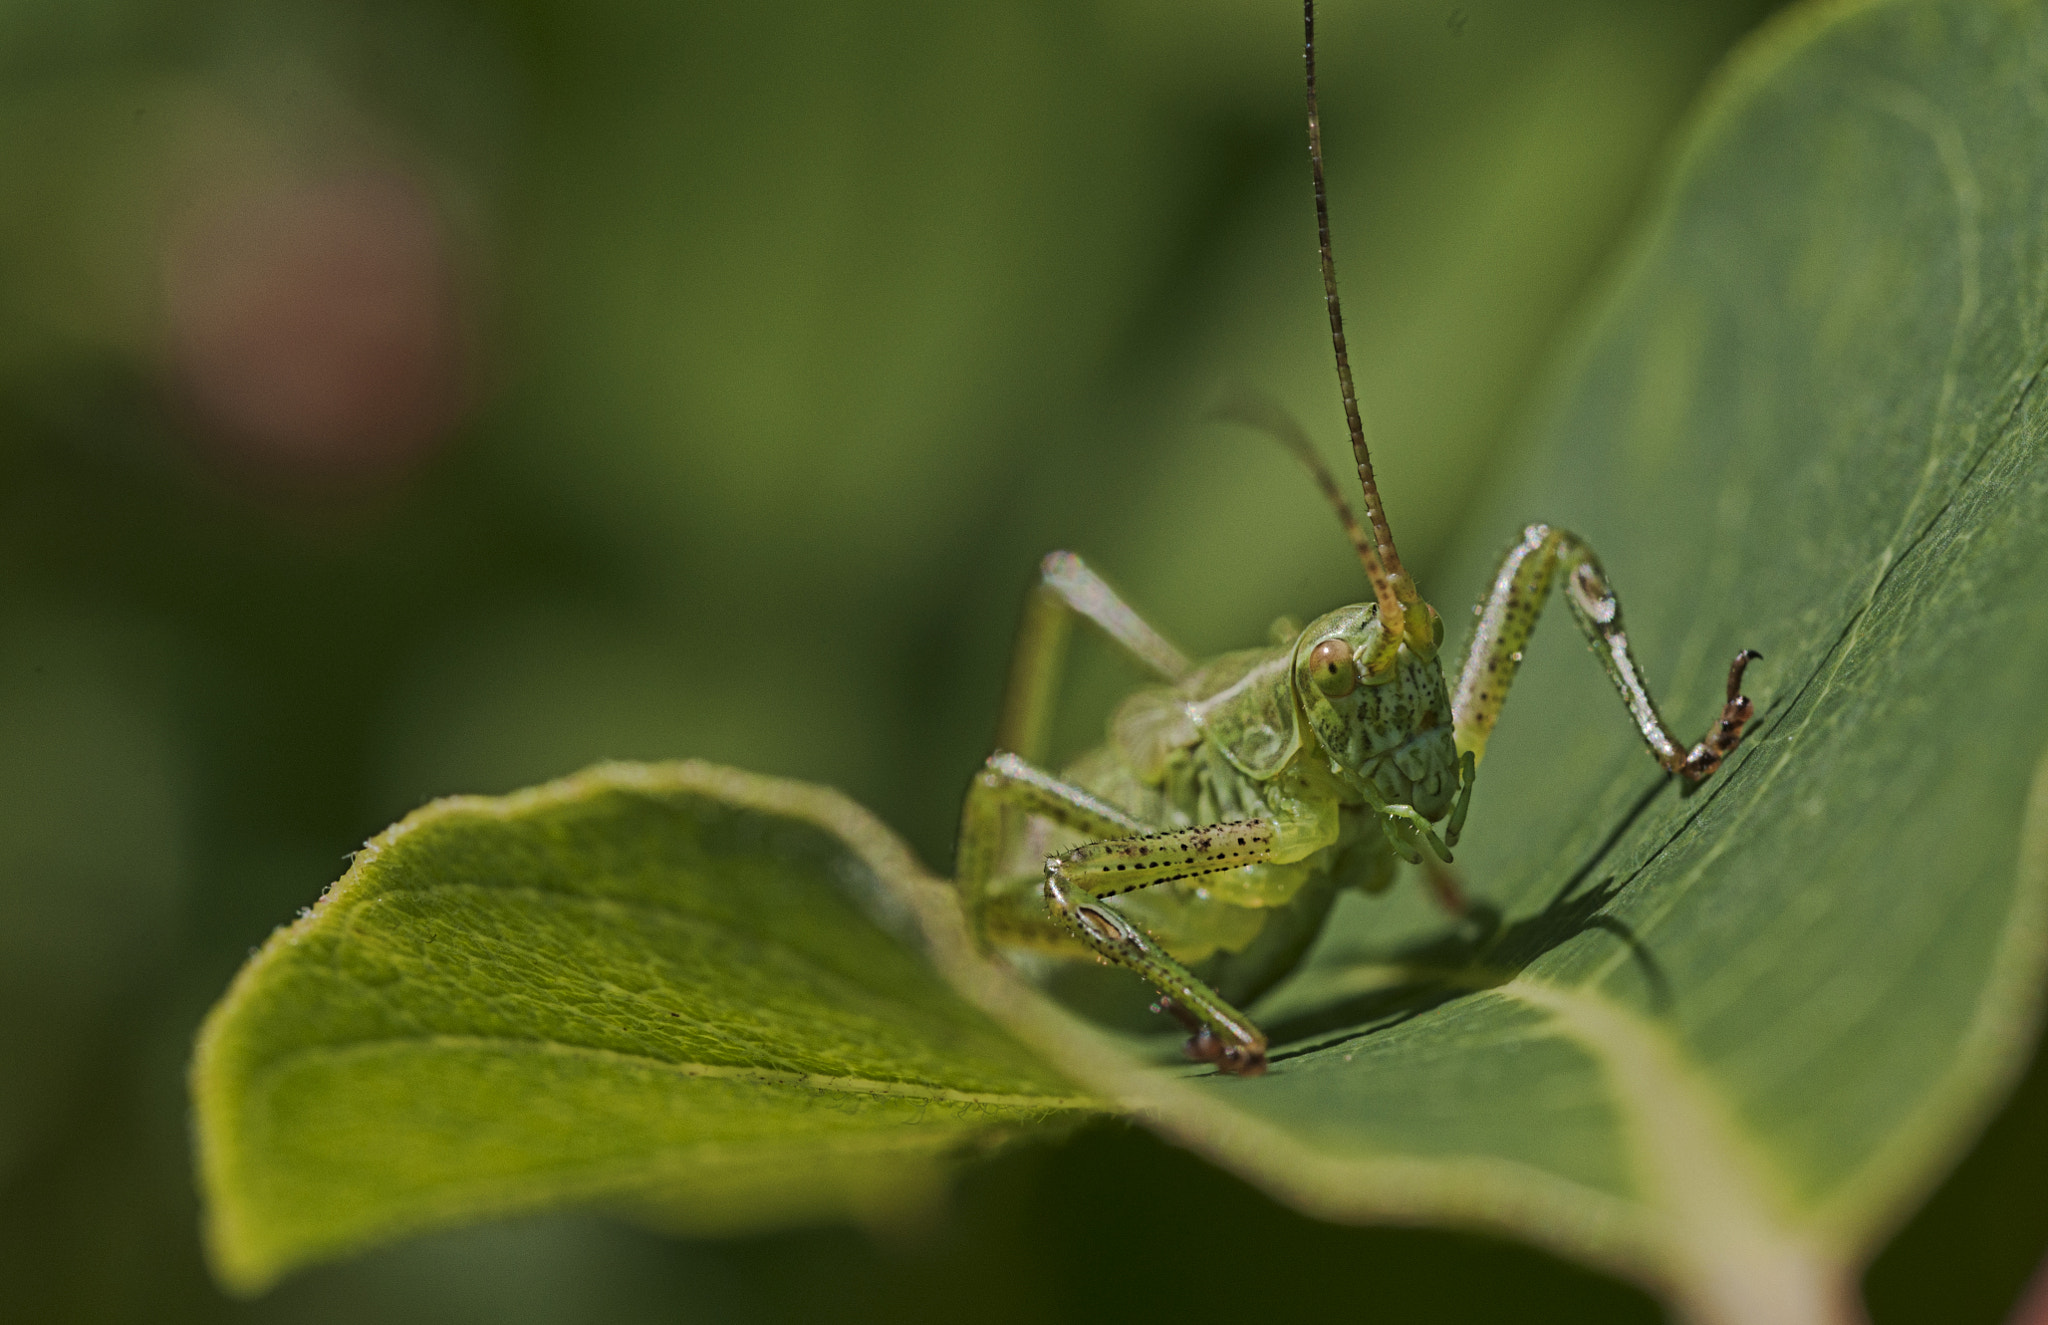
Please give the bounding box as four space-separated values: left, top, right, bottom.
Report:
1725 648 1763 701
1219 1044 1269 1077
1186 1028 1267 1076
1159 998 1269 1076
1679 649 1762 783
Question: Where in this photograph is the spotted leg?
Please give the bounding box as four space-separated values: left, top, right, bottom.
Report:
1452 524 1761 783
1041 804 1344 1077
955 754 1267 1072
1041 820 1275 1075
959 751 1340 1075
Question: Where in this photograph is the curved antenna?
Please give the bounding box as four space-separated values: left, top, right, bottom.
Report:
1210 386 1400 616
1304 0 1414 632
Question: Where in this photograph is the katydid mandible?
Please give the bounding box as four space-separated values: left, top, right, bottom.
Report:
954 0 1760 1077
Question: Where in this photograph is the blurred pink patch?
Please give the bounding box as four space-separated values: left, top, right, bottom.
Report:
2014 1251 2048 1325
163 171 469 489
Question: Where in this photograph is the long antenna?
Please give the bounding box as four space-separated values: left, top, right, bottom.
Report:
1211 387 1401 616
1305 0 1414 635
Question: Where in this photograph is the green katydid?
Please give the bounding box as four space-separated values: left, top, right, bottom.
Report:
955 0 1760 1076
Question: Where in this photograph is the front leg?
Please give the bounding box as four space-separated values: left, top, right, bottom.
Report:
1452 524 1760 782
1040 823 1277 1081
957 754 1313 1075
1044 809 1337 1077
1045 866 1268 1075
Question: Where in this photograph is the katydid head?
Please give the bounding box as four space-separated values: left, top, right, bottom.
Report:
1290 603 1459 820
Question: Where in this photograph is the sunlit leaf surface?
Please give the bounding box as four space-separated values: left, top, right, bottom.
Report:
192 765 1090 1293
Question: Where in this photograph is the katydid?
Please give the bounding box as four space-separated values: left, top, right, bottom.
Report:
955 0 1760 1076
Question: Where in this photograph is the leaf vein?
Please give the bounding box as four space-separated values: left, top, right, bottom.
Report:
247 1032 1099 1113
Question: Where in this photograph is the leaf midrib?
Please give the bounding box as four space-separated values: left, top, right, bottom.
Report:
243 1033 1097 1112
1503 978 1853 1322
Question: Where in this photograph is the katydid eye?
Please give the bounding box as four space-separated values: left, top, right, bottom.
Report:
1308 638 1356 697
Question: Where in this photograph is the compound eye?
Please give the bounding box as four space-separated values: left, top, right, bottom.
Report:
1308 638 1357 698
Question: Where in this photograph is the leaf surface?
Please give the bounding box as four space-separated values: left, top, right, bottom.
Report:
191 764 1090 1293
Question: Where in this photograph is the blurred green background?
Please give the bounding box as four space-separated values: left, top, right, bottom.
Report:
2 0 2042 1321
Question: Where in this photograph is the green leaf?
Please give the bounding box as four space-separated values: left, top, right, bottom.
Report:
957 1 2048 1320
193 0 2048 1318
190 763 1092 1294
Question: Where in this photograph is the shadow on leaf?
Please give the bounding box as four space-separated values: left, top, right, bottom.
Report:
1264 774 1679 1061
